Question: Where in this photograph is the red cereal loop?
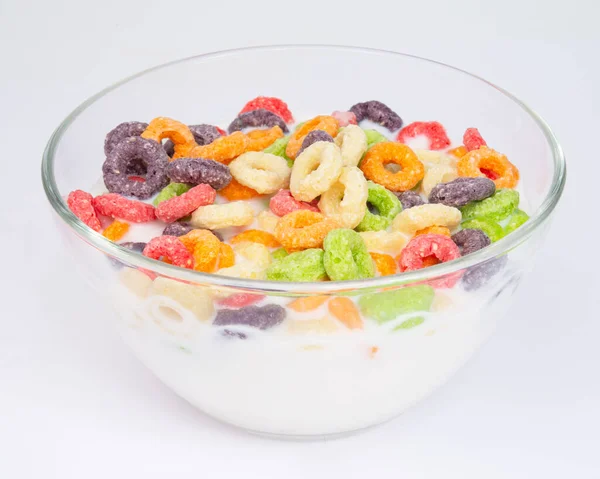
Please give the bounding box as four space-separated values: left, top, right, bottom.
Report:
463 128 487 151
269 189 320 217
92 193 156 222
398 233 462 288
396 121 451 150
331 111 358 127
216 126 227 137
239 96 294 123
218 293 266 308
143 236 194 269
67 190 102 232
156 184 216 223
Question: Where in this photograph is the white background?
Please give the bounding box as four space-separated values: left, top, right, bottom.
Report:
1 0 599 477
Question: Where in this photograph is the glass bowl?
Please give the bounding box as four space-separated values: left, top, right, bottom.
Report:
42 45 566 438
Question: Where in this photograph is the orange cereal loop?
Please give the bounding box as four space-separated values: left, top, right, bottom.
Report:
185 131 248 164
219 178 262 201
102 220 129 242
245 126 284 152
415 225 451 237
448 146 468 158
274 210 340 252
457 147 520 189
230 229 281 248
179 229 221 273
141 117 196 160
328 297 363 330
285 115 340 159
217 243 235 269
369 252 397 276
288 296 329 312
360 142 425 192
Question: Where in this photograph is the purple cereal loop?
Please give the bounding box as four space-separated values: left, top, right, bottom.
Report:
166 158 232 190
451 229 491 256
162 223 223 241
297 130 334 156
349 101 403 131
429 177 496 208
213 304 286 330
396 190 426 210
227 109 289 134
104 121 148 156
102 136 170 199
462 256 508 291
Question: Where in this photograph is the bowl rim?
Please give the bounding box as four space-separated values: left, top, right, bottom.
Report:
41 44 566 294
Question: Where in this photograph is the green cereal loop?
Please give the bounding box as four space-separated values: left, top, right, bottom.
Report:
504 209 529 236
355 181 402 232
153 182 191 206
266 249 326 282
264 136 293 167
363 129 388 149
393 316 425 331
271 248 289 261
323 229 375 281
358 285 435 324
461 218 504 243
460 189 519 222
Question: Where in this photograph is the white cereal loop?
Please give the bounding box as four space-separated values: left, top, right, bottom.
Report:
190 201 254 230
391 203 462 235
229 151 291 194
290 141 343 202
217 243 272 280
414 149 456 168
421 164 458 197
149 277 214 323
358 231 409 253
256 210 279 234
286 317 340 335
318 166 368 229
334 124 368 167
118 268 152 298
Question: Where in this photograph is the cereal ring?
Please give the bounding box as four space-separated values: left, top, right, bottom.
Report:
369 252 397 276
245 126 285 151
359 231 408 253
360 142 424 192
218 292 265 308
190 201 254 230
318 166 368 229
239 96 294 123
448 146 468 158
356 181 402 232
102 136 170 199
290 142 343 202
214 304 286 331
421 164 459 197
271 248 288 261
153 183 191 207
141 117 197 159
334 125 368 167
102 220 129 241
229 151 291 194
349 101 403 131
156 184 216 223
396 190 426 210
297 130 334 157
392 204 461 236
257 210 280 233
396 121 451 150
166 158 232 190
288 295 328 312
429 177 496 208
150 277 214 322
451 229 491 256
269 189 319 217
217 243 271 279
230 229 281 248
143 236 194 269
67 190 102 232
463 128 487 151
323 229 375 281
415 225 451 237
364 129 388 149
358 285 435 324
460 188 519 222
274 210 340 251
457 147 520 189
462 256 508 291
285 115 339 159
162 222 194 237
266 249 327 282
219 178 262 201
461 218 504 243
504 209 529 236
331 110 357 127
92 193 156 223
263 136 292 164
228 109 289 134
398 234 461 281
185 131 248 164
218 243 235 269
163 124 224 156
328 297 363 330
414 149 456 168
179 229 221 272
104 121 149 156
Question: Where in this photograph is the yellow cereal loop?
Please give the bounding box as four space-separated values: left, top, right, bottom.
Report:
229 151 291 194
334 124 368 167
421 164 458 197
256 210 280 234
358 231 409 253
290 141 343 202
190 201 254 230
391 204 462 235
318 166 368 229
149 277 214 322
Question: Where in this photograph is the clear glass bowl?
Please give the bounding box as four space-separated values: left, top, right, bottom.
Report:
42 45 565 438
